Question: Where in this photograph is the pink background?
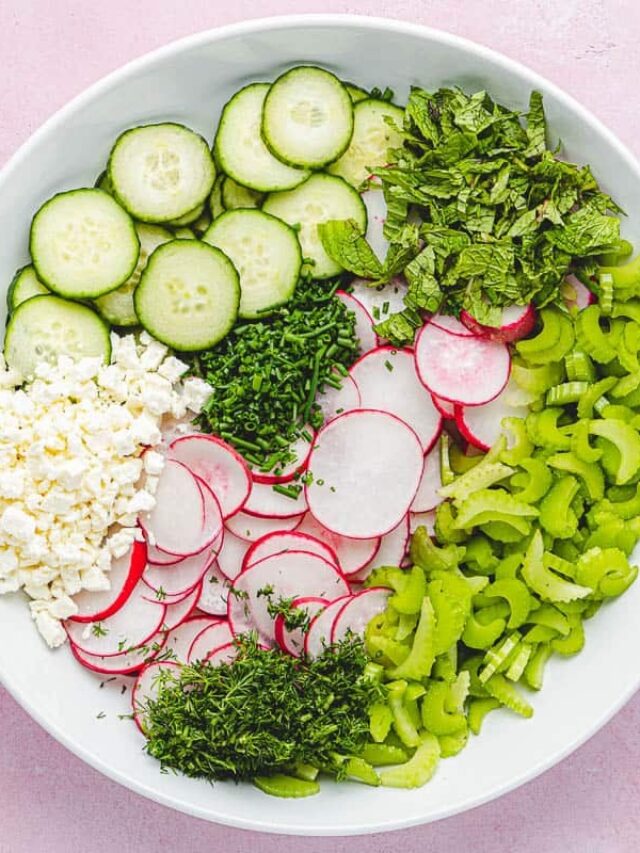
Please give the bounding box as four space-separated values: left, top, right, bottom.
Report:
1 1 640 850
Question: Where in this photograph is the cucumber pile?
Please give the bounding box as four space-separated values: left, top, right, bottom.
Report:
4 66 403 374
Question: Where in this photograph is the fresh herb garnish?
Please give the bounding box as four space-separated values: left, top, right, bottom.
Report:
91 623 107 638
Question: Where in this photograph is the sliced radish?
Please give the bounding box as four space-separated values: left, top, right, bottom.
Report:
217 529 251 580
169 433 251 519
352 515 410 585
65 581 166 657
428 313 474 337
243 479 307 519
225 511 301 542
274 596 329 657
415 323 511 406
316 370 361 423
196 562 231 616
228 550 349 646
460 304 537 343
162 583 201 631
243 530 339 572
304 595 353 658
305 409 423 539
336 291 378 354
409 510 436 536
70 631 167 676
350 276 407 330
164 614 220 663
295 513 379 576
206 642 239 666
331 587 392 644
132 660 181 733
410 444 443 513
455 380 529 452
146 541 182 566
139 459 221 557
564 274 596 311
251 431 314 486
350 347 442 451
432 395 455 419
188 620 234 663
143 542 218 598
70 540 147 623
362 188 389 263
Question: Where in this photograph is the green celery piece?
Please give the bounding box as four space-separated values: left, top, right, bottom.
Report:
521 530 591 602
468 697 501 735
428 578 468 655
538 476 580 539
253 774 320 798
369 702 393 743
588 419 640 484
462 609 506 650
454 488 538 530
386 681 422 748
360 743 408 766
439 462 514 503
389 598 436 681
484 674 533 718
599 254 640 290
379 734 440 789
439 726 469 758
523 644 554 690
575 546 638 598
547 451 605 501
575 305 618 363
511 457 553 503
483 578 532 629
551 614 585 656
421 681 466 736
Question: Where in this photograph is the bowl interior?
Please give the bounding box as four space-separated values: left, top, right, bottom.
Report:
1 16 639 836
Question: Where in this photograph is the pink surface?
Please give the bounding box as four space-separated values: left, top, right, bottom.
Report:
1 2 640 851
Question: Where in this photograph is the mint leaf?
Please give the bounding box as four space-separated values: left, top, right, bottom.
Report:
318 219 383 279
546 198 620 256
524 91 546 157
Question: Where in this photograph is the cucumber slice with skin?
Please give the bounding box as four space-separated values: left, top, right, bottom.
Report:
214 83 310 193
263 174 367 279
209 174 226 219
262 66 354 169
94 223 172 326
109 123 216 223
134 240 239 351
221 177 264 210
328 99 405 188
203 209 301 319
191 207 212 236
4 295 111 378
344 82 369 103
30 188 139 299
173 226 196 239
95 170 114 194
7 265 49 311
168 201 206 227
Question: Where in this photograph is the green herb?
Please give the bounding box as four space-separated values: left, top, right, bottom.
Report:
265 596 311 632
143 636 382 782
91 623 107 638
96 711 106 720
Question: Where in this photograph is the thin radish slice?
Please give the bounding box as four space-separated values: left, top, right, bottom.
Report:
70 540 147 623
65 581 166 657
206 642 239 666
331 588 392 644
409 510 436 536
146 541 182 566
336 291 378 354
455 381 529 452
316 370 361 423
132 661 181 733
362 188 389 263
162 583 202 631
460 304 537 343
251 431 314 485
217 529 250 580
351 515 410 584
564 274 596 311
143 542 218 598
432 395 455 420
228 550 349 646
295 513 379 576
243 479 307 519
410 444 443 513
196 562 232 616
225 511 301 542
243 531 339 572
304 595 352 658
305 409 423 539
350 347 442 451
70 631 167 676
139 459 219 557
350 276 407 329
274 596 329 657
415 323 511 406
188 620 234 663
164 615 220 663
428 313 474 337
168 433 251 519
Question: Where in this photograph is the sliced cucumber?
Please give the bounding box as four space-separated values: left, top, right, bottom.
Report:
191 207 212 236
214 83 310 193
30 189 139 299
94 223 172 326
95 170 114 194
262 67 353 169
7 265 49 311
173 226 196 239
209 174 226 219
263 174 367 279
108 123 216 223
328 98 405 188
344 82 369 104
221 177 264 210
203 209 301 319
169 201 206 227
5 295 111 378
134 240 239 351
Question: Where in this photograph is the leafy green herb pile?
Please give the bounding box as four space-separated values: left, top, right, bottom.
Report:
143 637 382 782
191 277 359 473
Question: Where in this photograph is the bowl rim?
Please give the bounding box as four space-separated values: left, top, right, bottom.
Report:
1 13 639 836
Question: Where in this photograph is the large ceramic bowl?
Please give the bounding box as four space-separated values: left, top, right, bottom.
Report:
1 14 639 837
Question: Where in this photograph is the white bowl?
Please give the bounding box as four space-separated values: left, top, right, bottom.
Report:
1 14 639 837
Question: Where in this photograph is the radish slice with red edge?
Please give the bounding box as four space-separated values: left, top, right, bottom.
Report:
410 510 436 536
65 581 166 657
228 550 349 646
316 370 361 423
164 615 220 663
410 444 443 513
362 187 389 263
243 479 307 519
196 562 232 616
455 381 529 452
146 541 182 566
243 530 339 572
143 537 219 598
168 433 251 519
336 291 378 354
564 274 596 311
305 409 423 539
460 304 537 343
70 540 147 623
217 529 250 580
331 587 392 644
415 323 511 406
428 313 474 337
295 513 379 576
206 642 239 666
350 347 442 451
251 431 314 485
304 595 353 658
225 511 301 542
133 661 181 733
350 276 407 329
349 515 410 584
432 395 455 420
162 583 202 631
274 596 329 657
188 620 234 662
70 631 167 676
